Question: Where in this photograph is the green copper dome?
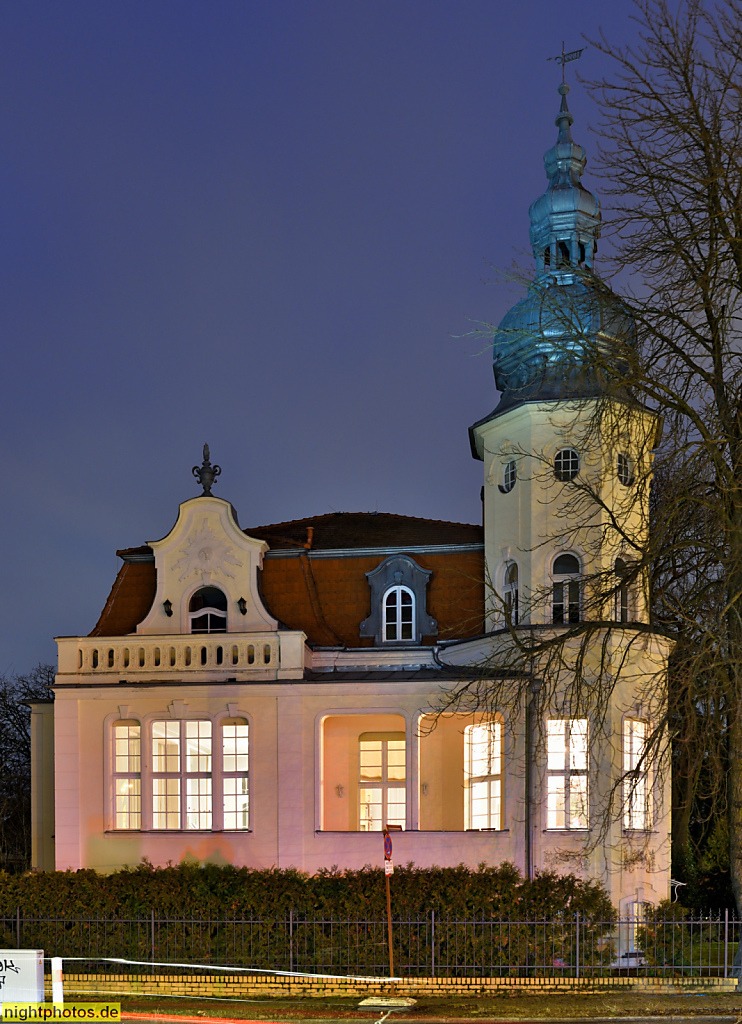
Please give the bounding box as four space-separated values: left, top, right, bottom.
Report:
491 84 635 412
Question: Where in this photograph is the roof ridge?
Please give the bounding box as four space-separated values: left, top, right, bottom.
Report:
246 511 481 533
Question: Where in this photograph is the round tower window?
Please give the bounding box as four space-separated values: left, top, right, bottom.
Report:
499 460 517 493
554 448 580 481
617 453 634 486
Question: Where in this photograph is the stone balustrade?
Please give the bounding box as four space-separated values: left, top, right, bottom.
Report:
57 631 307 679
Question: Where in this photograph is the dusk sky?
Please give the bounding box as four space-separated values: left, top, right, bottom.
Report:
2 1 644 673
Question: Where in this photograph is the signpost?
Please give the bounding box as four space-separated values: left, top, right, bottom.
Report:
383 825 401 980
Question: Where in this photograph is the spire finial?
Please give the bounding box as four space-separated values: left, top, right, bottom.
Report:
192 443 221 496
547 42 587 84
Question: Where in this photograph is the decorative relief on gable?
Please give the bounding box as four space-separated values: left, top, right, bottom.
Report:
173 519 243 583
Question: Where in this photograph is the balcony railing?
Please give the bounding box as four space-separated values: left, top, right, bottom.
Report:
57 632 306 678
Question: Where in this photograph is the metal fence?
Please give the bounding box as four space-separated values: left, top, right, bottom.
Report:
0 911 739 978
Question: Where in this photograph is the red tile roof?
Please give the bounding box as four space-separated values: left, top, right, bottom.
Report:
89 512 484 643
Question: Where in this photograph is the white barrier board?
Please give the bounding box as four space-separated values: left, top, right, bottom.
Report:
0 951 44 1004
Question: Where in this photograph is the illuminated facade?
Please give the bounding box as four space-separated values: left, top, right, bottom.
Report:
31 87 671 913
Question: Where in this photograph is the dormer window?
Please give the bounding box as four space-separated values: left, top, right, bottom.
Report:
189 587 227 634
384 586 415 642
360 555 437 646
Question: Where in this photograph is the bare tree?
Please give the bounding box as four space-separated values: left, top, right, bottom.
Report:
439 0 742 942
0 665 54 869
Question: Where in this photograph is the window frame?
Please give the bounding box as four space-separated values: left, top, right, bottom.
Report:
615 557 631 623
552 553 581 625
554 447 580 482
464 719 503 830
108 712 251 832
503 562 519 625
382 585 416 643
499 459 517 494
188 586 228 634
546 718 589 830
623 718 651 831
112 721 141 831
358 731 406 831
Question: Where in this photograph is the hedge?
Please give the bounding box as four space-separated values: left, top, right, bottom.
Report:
0 861 614 920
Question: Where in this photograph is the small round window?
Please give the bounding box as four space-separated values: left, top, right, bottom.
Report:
499 460 517 493
554 447 579 481
617 452 634 486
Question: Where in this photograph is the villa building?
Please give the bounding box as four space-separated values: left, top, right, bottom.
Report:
31 85 671 915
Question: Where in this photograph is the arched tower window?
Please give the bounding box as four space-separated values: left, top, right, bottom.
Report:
552 554 580 624
383 586 415 642
615 558 630 623
189 587 227 634
504 563 519 625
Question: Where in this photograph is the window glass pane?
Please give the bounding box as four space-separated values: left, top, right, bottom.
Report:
386 739 406 781
115 778 141 830
190 614 210 633
547 777 565 829
186 720 212 773
223 777 249 830
547 720 566 770
152 778 180 829
152 721 180 773
386 786 406 828
570 720 588 770
114 724 140 774
554 554 580 575
360 740 383 780
223 722 249 773
186 777 212 829
359 787 382 831
569 774 589 829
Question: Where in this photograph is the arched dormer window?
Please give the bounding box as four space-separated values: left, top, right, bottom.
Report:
504 563 519 625
552 553 580 625
360 555 437 645
384 586 414 642
189 587 227 634
615 558 630 623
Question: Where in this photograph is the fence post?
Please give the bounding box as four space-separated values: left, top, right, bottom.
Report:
431 910 435 977
16 907 20 947
575 912 580 979
151 909 155 963
289 909 294 974
725 908 729 979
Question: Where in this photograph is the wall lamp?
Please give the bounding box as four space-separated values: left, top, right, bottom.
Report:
163 599 173 617
238 597 247 615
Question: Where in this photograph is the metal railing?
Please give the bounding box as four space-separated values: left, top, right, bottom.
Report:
1 910 738 978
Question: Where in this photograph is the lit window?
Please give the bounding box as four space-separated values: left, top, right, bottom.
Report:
189 587 227 634
359 733 406 830
504 562 519 625
499 460 517 493
152 720 212 830
624 719 649 830
552 553 580 624
615 558 630 623
222 719 249 830
547 719 589 829
617 453 634 487
465 721 502 830
383 586 414 642
113 722 141 830
554 448 580 482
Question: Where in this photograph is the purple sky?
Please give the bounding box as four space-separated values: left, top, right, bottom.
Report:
1 1 642 673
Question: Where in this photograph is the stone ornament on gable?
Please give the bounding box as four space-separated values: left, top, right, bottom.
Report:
173 519 243 583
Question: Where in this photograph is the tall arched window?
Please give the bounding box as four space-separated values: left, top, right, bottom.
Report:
464 720 502 830
552 553 580 624
112 721 141 830
624 718 650 830
383 586 414 642
189 587 227 634
504 563 519 625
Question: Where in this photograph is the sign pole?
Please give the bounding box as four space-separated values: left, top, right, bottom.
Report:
383 828 394 981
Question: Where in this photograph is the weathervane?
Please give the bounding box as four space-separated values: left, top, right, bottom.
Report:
192 443 221 496
547 41 587 83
